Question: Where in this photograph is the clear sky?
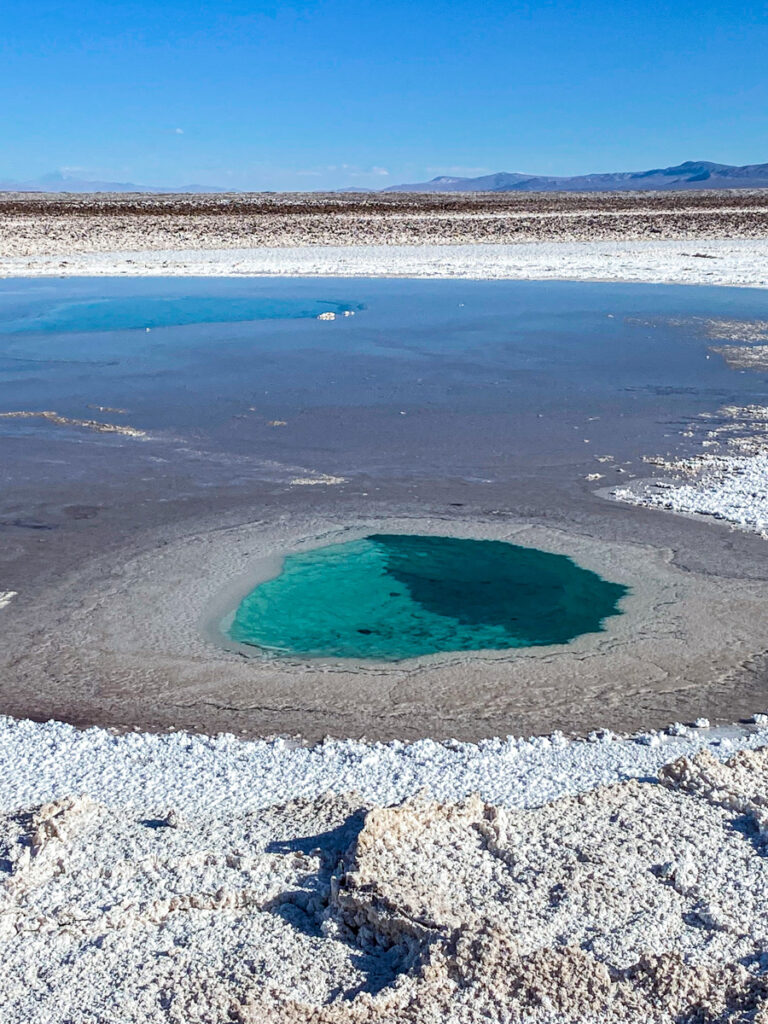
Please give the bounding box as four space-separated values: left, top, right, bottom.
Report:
2 0 767 190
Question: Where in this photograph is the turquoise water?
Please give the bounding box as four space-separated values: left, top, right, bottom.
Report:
229 534 628 660
0 295 357 334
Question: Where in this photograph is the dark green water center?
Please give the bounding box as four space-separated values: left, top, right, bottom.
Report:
228 534 628 661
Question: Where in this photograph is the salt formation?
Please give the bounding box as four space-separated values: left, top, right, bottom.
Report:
0 409 147 438
4 725 768 1021
614 404 768 537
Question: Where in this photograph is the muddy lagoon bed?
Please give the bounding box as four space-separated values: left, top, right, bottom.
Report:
3 275 768 739
4 264 768 1021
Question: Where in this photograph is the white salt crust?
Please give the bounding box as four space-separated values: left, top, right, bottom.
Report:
0 714 765 817
3 238 768 288
4 717 768 1023
615 452 768 537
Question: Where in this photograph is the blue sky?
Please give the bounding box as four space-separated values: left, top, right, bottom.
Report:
2 0 767 189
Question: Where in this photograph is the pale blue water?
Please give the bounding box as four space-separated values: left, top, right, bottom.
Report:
0 295 359 334
2 277 768 486
229 534 628 661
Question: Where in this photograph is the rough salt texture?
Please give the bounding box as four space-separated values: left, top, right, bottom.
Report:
4 238 768 288
4 720 768 1022
3 190 768 252
3 189 768 285
616 452 768 537
614 403 768 537
3 715 768 817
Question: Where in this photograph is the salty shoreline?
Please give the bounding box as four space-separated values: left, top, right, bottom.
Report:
4 196 768 1019
4 238 768 288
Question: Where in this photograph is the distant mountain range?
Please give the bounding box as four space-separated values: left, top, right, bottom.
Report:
0 172 229 194
379 161 768 193
3 161 768 195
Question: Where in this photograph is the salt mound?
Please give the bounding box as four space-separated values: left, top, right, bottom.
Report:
5 746 768 1022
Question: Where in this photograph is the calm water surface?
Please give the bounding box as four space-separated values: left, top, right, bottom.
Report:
2 276 768 487
229 534 628 660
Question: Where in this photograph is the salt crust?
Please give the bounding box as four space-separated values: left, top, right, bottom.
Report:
3 238 768 288
616 451 768 536
4 231 768 1019
4 717 768 1021
614 403 768 537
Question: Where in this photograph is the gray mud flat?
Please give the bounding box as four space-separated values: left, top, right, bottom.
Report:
4 494 768 743
3 277 768 741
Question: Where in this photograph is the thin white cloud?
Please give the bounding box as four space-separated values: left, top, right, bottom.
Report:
174 128 184 135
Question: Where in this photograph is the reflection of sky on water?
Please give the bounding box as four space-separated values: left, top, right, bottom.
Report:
1 276 768 482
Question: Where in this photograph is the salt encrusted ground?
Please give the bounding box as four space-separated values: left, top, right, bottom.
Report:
615 450 768 537
614 382 768 538
4 238 768 288
3 189 768 255
4 716 768 1023
4 188 768 285
4 194 768 1020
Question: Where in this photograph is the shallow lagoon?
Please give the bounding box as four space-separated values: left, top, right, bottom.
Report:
1 274 768 505
229 534 628 660
4 279 768 740
2 277 768 482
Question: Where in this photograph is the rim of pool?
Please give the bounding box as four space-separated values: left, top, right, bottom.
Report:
201 523 634 668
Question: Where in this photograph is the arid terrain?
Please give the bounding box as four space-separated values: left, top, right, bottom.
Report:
2 188 768 257
5 719 768 1024
4 188 768 1022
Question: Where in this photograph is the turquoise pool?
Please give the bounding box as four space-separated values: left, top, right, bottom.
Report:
229 534 628 660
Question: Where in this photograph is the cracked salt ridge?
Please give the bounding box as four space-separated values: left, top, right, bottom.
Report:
2 714 768 816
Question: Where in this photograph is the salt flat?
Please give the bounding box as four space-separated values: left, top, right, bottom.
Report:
4 238 768 289
4 190 768 1020
4 715 768 1022
3 189 768 288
